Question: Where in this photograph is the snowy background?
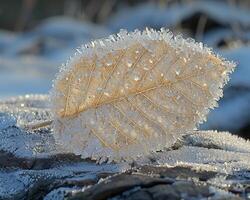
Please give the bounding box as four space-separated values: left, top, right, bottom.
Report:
0 0 250 139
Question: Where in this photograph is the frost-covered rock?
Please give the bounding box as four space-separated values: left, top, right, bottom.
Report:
0 162 127 200
0 126 56 159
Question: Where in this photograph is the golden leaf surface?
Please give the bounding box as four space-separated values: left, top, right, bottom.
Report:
50 29 235 162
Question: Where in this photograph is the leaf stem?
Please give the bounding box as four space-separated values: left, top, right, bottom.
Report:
25 120 53 130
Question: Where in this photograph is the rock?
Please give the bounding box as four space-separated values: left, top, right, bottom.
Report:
68 173 173 200
68 165 242 200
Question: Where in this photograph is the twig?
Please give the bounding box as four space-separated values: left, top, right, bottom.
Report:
25 120 53 130
195 15 207 41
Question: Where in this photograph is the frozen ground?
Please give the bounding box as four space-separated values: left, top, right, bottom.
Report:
0 95 250 199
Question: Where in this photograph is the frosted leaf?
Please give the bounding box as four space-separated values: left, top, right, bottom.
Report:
50 29 235 162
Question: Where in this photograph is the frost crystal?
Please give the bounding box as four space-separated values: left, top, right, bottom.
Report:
50 28 236 162
0 113 16 130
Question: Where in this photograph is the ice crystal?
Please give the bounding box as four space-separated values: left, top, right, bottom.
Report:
0 113 16 130
183 130 250 154
50 28 235 162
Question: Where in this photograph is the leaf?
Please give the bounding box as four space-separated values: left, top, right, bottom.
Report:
50 29 235 162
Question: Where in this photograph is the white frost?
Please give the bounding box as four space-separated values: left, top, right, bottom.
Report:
0 113 16 130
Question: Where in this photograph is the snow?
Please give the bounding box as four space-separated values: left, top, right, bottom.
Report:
0 170 31 199
107 1 250 32
201 46 250 131
0 56 57 98
0 16 110 99
35 17 110 41
222 47 250 87
202 92 250 131
203 28 250 47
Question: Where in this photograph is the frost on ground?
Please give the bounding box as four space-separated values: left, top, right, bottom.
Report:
0 95 250 199
0 113 16 130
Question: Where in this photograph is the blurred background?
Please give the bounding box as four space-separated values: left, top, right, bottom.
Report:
0 0 249 139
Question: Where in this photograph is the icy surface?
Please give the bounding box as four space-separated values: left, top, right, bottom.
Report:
0 113 16 130
0 126 56 158
0 94 52 128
